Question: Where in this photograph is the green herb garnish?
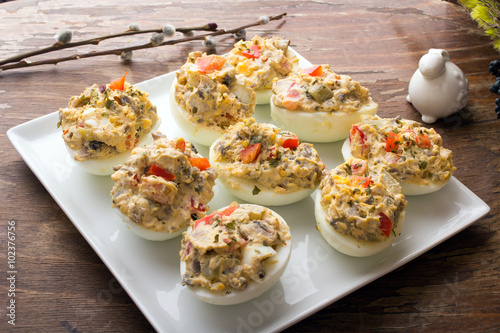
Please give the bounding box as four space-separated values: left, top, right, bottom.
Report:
105 98 113 109
252 186 261 195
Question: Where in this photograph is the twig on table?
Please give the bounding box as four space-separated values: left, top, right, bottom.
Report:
0 13 287 73
0 23 218 67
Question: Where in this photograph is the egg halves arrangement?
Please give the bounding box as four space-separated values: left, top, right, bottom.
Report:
57 35 457 306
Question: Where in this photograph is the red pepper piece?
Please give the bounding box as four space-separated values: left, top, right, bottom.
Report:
189 157 211 171
349 125 366 145
379 212 393 237
416 135 431 149
195 55 226 74
146 164 175 181
280 135 299 149
282 81 302 110
109 71 128 91
350 160 367 175
175 138 186 153
351 175 373 188
193 213 215 229
220 205 238 217
125 134 138 150
302 65 323 76
386 131 401 153
193 204 238 229
240 44 261 59
241 143 261 163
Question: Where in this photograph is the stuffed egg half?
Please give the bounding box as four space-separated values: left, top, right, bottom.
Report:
179 202 292 305
110 133 217 241
59 73 160 176
169 52 255 146
315 158 407 257
342 115 456 195
270 64 378 143
209 118 325 206
226 35 299 105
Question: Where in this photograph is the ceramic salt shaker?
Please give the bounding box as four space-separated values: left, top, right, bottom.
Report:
407 49 469 123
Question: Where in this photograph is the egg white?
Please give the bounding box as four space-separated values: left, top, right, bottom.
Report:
314 190 405 257
255 88 273 105
341 138 449 196
66 127 158 176
270 99 378 143
180 204 292 305
169 81 223 147
116 210 185 241
209 143 315 206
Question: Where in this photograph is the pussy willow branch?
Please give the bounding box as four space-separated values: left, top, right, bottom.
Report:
0 24 218 67
0 13 287 73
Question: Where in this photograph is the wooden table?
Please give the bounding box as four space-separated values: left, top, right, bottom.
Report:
1 0 499 331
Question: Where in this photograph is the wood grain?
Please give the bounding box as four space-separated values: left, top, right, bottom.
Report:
1 0 499 332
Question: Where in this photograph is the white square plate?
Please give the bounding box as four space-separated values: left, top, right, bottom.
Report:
7 51 490 332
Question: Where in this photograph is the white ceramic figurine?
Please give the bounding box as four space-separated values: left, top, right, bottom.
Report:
407 49 469 123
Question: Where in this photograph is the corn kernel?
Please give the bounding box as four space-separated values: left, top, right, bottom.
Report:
210 282 225 292
279 169 287 177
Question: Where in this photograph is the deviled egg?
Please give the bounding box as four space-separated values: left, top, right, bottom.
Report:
110 132 217 241
270 64 378 142
209 118 325 206
226 35 299 104
170 51 256 146
58 72 159 175
315 158 407 257
180 202 292 305
342 115 456 195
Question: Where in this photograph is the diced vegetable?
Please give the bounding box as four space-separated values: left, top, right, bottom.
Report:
349 125 366 145
109 71 128 91
193 204 238 229
378 212 393 237
195 55 226 74
308 82 333 103
282 82 302 110
146 164 175 181
189 157 211 171
302 65 323 76
385 131 401 153
280 135 299 149
241 143 261 163
175 138 186 153
349 125 371 156
350 160 367 175
240 44 261 59
351 175 373 188
125 134 138 150
221 205 238 217
194 213 216 229
416 134 431 149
